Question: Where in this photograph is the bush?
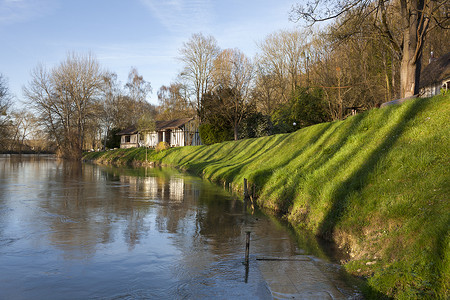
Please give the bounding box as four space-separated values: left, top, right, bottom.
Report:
239 112 273 139
155 141 170 152
199 123 232 145
105 127 122 149
271 86 330 134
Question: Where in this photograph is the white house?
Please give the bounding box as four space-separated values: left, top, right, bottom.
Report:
419 51 450 98
117 117 201 149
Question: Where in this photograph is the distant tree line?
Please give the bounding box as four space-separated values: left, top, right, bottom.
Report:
0 55 155 159
0 0 448 156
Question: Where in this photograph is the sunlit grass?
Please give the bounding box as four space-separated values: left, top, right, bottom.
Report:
83 94 449 299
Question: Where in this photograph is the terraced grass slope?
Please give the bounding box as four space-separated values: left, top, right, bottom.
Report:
84 94 449 299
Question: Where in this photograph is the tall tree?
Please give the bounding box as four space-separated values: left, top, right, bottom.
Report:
24 53 104 159
157 83 193 120
290 0 449 98
252 70 279 115
256 29 309 104
211 48 254 140
10 109 38 153
178 33 220 119
0 74 13 150
307 27 393 119
125 67 153 119
99 71 121 149
125 67 152 103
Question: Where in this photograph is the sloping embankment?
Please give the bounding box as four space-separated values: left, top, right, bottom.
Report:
83 94 449 299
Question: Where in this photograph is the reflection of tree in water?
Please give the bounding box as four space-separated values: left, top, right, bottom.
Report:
33 162 161 257
37 162 203 256
8 157 338 275
37 161 115 259
155 178 193 234
117 174 157 250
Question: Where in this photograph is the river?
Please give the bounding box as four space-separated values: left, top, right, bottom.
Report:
0 155 360 299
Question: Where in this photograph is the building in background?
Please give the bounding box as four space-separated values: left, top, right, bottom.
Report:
117 118 201 149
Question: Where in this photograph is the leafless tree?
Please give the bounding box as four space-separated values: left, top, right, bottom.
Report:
157 83 193 120
211 48 254 140
178 33 220 119
290 0 450 98
24 53 104 159
256 29 309 104
98 71 123 148
125 67 152 103
124 67 153 119
252 70 279 115
10 109 38 152
0 74 13 150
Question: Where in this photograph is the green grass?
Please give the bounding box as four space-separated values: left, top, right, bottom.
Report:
83 94 450 299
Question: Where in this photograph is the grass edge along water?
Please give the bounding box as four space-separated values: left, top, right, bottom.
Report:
83 94 449 299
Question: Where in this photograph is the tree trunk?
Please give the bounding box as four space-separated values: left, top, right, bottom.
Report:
400 49 418 98
399 0 424 98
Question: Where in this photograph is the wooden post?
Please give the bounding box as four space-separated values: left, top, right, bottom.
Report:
244 178 249 200
251 183 255 201
245 231 251 265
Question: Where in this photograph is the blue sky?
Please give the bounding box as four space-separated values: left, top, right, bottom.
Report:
1 0 301 105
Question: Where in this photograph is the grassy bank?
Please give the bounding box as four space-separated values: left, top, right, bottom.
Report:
84 94 449 299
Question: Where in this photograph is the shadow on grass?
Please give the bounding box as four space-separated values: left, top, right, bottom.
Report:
318 98 433 239
288 105 399 207
240 123 334 192
255 122 339 209
434 217 450 295
203 137 278 182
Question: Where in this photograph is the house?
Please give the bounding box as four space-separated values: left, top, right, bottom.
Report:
117 117 201 149
117 126 140 149
419 51 450 97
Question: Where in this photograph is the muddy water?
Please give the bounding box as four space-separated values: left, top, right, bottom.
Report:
0 155 359 299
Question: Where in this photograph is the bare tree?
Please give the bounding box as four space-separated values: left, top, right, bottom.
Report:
124 67 154 122
157 83 193 120
306 26 395 120
178 33 220 119
24 53 104 159
99 71 123 148
10 109 38 153
290 0 450 98
252 70 279 115
125 67 152 103
0 74 13 150
256 29 309 104
211 48 254 140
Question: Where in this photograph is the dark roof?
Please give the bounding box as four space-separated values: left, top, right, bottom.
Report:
116 118 195 135
116 126 138 135
155 118 194 130
419 51 450 89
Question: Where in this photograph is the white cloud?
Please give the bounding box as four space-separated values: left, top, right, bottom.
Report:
0 0 57 25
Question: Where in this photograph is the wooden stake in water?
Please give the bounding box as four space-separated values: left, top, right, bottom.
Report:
244 178 249 200
245 231 251 265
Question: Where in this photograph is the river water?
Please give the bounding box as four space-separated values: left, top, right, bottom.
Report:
0 155 359 299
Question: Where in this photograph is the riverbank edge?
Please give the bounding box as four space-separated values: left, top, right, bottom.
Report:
83 94 449 299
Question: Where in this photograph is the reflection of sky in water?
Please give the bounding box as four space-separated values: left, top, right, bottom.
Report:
0 155 352 299
0 156 271 298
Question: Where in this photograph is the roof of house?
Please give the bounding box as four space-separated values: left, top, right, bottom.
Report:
116 126 138 135
116 117 195 135
156 117 194 130
419 51 450 89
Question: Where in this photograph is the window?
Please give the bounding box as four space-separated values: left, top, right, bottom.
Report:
125 135 130 143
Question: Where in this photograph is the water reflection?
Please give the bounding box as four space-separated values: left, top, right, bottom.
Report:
0 155 353 299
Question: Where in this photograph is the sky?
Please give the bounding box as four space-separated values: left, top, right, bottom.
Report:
0 0 303 106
